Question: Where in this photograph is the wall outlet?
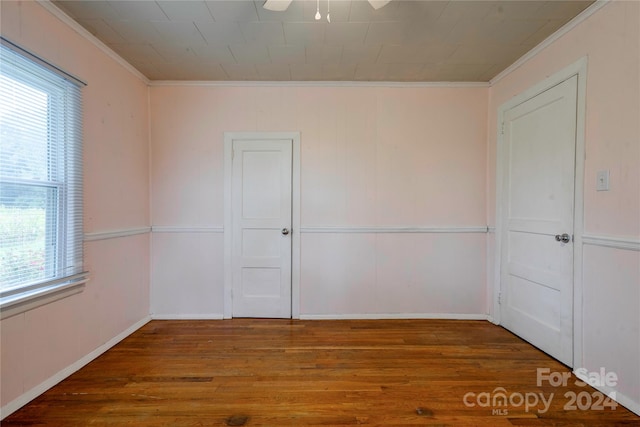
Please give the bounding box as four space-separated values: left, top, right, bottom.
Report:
596 170 610 191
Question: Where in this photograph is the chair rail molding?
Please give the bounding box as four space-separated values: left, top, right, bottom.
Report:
582 233 640 251
84 227 151 242
299 226 488 234
152 226 224 233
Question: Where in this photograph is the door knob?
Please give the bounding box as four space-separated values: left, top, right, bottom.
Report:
555 233 571 243
281 228 290 235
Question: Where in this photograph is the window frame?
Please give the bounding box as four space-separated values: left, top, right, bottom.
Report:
0 37 88 319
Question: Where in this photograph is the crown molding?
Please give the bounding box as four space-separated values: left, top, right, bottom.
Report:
36 0 150 85
490 0 610 85
148 80 490 88
36 0 609 89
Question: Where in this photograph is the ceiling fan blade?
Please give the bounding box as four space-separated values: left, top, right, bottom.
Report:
368 0 391 10
263 0 293 12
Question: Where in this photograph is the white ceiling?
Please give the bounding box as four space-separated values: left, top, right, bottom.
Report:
53 0 594 82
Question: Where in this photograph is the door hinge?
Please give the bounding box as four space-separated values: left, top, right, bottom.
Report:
501 122 505 135
498 292 502 305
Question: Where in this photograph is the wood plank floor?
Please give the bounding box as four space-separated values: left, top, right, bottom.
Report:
4 319 639 426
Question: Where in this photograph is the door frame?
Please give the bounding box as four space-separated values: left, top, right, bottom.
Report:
223 132 301 319
493 57 587 368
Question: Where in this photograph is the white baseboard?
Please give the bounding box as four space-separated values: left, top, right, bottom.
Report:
150 313 488 321
299 313 489 320
151 313 224 320
574 369 640 416
0 316 151 420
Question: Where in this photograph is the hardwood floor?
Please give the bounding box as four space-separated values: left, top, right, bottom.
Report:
4 319 639 426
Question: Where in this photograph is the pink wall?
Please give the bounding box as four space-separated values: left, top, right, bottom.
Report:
2 0 638 418
151 86 487 227
150 85 488 317
487 1 639 235
488 1 640 413
0 0 150 412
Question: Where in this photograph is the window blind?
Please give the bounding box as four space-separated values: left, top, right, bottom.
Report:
0 38 85 301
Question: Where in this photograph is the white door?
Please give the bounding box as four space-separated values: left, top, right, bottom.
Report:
500 75 578 366
232 140 292 318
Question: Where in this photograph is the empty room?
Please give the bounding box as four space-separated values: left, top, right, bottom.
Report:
0 0 639 425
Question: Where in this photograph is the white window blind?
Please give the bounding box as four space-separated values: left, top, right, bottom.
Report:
0 38 87 317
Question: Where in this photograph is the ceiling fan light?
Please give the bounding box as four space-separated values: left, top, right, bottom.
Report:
263 0 293 12
368 0 391 10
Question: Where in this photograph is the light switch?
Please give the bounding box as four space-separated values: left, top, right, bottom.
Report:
596 170 610 191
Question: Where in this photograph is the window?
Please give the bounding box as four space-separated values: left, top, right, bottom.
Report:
0 38 87 318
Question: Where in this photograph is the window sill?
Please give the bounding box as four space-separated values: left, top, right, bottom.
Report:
0 273 89 320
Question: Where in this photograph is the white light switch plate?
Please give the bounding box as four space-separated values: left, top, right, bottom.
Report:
596 170 610 191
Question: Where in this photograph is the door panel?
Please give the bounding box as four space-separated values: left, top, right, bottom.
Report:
241 151 284 219
241 268 281 297
501 75 577 366
232 140 292 318
241 229 281 258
